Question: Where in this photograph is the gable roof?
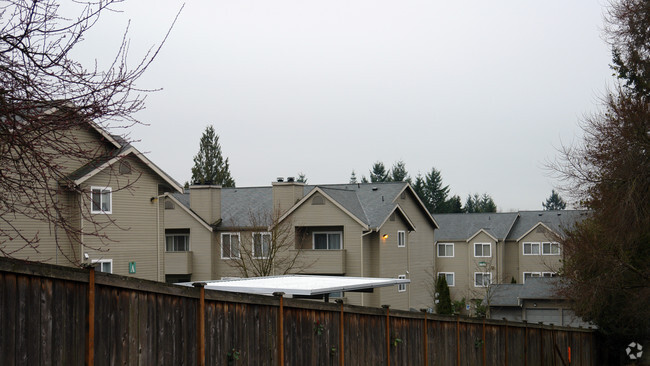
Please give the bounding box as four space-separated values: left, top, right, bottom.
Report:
489 277 564 307
165 193 213 231
433 212 519 242
506 210 587 241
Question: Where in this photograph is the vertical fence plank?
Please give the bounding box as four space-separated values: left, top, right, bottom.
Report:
86 268 95 366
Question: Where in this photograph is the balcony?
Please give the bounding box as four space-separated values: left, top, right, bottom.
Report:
293 249 346 275
165 251 193 275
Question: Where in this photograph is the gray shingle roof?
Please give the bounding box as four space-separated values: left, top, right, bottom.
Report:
506 210 588 240
221 187 273 227
489 277 563 306
433 212 519 241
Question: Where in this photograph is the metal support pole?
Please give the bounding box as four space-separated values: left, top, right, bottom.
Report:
193 282 206 366
382 305 390 366
274 292 285 366
86 267 95 366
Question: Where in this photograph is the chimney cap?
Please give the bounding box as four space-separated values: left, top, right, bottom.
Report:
287 177 295 182
277 177 284 182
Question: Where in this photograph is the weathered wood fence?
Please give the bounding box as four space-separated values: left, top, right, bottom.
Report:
0 257 598 365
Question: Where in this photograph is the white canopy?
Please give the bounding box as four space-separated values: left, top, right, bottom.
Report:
180 275 410 296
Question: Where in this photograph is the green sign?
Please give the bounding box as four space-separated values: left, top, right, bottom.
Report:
478 261 486 267
129 261 136 274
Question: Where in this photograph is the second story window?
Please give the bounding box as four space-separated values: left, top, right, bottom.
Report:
437 243 454 257
474 243 491 257
221 233 240 259
397 274 407 292
91 187 111 214
523 242 541 255
542 242 560 255
313 232 341 250
166 230 189 252
253 232 271 259
397 231 406 247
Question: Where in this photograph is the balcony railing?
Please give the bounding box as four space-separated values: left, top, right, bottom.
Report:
293 249 346 275
164 251 193 275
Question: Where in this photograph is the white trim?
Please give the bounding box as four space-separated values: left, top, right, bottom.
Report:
394 184 440 229
221 232 241 259
90 186 112 214
163 194 213 232
397 274 407 292
523 272 541 283
542 272 557 278
91 259 113 274
165 232 190 252
397 230 406 248
516 222 556 242
542 242 561 255
466 228 498 243
437 243 454 257
376 204 417 232
312 231 343 250
437 272 455 287
523 242 541 255
252 232 272 259
474 242 492 257
474 272 492 287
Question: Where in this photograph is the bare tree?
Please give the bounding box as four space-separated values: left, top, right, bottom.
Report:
226 209 311 277
0 1 180 261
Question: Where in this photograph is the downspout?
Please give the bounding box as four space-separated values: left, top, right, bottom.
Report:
407 230 411 310
155 194 166 282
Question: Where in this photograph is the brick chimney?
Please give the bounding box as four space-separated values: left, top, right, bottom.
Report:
189 185 221 225
272 177 305 215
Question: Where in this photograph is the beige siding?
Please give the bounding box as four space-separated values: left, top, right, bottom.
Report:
435 240 468 302
517 227 562 283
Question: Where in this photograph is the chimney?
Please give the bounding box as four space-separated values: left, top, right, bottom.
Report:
189 185 221 225
272 178 305 215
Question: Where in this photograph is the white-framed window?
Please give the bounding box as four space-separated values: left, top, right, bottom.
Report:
437 272 455 287
313 232 342 250
474 243 491 257
90 186 112 214
397 274 407 292
165 231 189 252
523 242 540 255
397 231 406 248
523 272 541 283
474 272 492 287
221 233 240 259
542 242 560 255
437 243 454 257
92 259 112 273
542 272 557 278
253 232 271 259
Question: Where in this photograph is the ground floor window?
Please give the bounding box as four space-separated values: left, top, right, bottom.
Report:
437 272 455 287
166 229 190 252
92 259 112 273
398 274 407 292
474 272 492 287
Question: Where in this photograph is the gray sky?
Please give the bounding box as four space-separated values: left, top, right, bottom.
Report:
78 0 613 211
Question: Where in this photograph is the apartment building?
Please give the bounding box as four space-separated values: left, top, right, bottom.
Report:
162 180 439 310
433 210 587 307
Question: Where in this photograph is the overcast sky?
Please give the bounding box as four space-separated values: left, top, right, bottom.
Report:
77 0 613 211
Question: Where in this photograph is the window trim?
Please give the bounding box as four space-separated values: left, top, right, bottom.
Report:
542 242 561 255
474 243 491 257
437 243 454 257
437 272 455 287
523 272 542 283
542 272 557 278
91 259 113 274
221 232 241 259
523 242 541 255
312 231 343 250
252 232 272 259
397 230 406 248
474 272 492 287
90 186 112 214
165 233 190 252
397 274 407 292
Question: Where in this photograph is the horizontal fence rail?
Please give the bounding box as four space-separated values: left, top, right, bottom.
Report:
0 257 598 365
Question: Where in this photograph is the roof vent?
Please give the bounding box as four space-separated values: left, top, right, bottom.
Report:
287 177 295 182
277 177 284 182
372 187 378 191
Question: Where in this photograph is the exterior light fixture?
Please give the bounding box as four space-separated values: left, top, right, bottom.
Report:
382 234 389 239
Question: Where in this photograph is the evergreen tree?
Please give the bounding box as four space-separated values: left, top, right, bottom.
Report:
349 170 358 184
191 125 235 187
390 160 410 182
465 193 497 213
297 172 307 183
369 162 389 182
361 175 369 183
435 275 453 315
444 195 464 213
542 190 566 210
412 174 426 205
424 167 449 213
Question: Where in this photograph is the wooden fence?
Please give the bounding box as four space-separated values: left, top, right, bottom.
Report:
0 257 598 365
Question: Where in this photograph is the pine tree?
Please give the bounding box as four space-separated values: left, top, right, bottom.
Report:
424 167 449 213
297 172 307 183
435 275 453 315
390 160 410 182
465 193 497 213
349 170 358 184
542 190 566 210
369 162 389 182
191 125 235 187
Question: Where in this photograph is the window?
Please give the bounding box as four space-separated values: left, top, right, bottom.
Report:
474 243 491 257
166 232 189 252
542 272 557 278
313 232 342 250
91 187 111 214
474 272 492 287
437 272 455 287
542 242 560 255
523 242 540 255
253 232 271 259
523 272 541 283
397 231 406 248
312 195 324 205
221 233 240 259
397 274 406 292
92 259 112 273
437 243 454 257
